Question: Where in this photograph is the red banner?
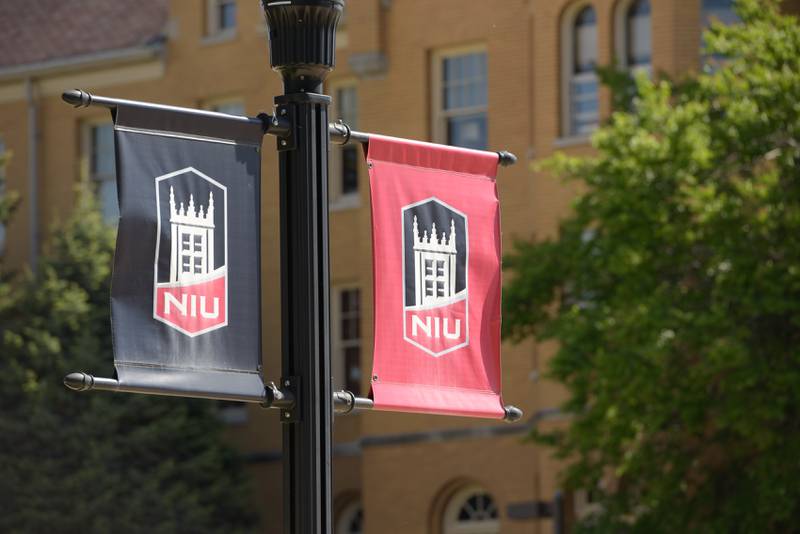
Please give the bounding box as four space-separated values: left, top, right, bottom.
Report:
367 135 505 419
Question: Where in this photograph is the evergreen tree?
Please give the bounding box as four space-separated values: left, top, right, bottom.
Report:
0 158 257 533
504 1 800 532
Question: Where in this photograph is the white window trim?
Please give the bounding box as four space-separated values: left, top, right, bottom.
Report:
614 0 652 76
203 0 237 43
329 79 360 211
431 43 488 147
560 1 599 140
81 117 118 224
442 485 500 534
331 285 361 394
81 117 114 181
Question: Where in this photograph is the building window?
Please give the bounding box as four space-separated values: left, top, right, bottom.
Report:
333 287 361 395
702 0 738 27
562 4 599 137
443 486 500 534
206 0 237 36
84 122 118 223
701 0 739 67
433 47 488 150
335 501 363 534
335 4 349 49
330 83 359 209
615 0 651 74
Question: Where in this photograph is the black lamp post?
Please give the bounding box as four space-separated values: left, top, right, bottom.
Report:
261 1 344 532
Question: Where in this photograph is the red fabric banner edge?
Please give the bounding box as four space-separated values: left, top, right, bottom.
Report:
365 133 499 180
365 134 506 420
371 381 506 419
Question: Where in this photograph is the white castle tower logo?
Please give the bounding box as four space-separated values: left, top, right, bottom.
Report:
168 186 215 283
401 197 469 357
153 167 228 337
412 215 459 307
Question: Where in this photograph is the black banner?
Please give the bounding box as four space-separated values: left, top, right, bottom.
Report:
110 104 264 400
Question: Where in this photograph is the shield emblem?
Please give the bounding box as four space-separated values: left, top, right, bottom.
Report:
402 197 469 356
152 167 228 337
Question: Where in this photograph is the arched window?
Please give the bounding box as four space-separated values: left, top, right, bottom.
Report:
562 4 599 137
443 486 500 534
615 0 651 74
335 501 363 534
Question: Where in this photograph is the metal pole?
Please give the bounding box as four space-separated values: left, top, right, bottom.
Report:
261 1 343 533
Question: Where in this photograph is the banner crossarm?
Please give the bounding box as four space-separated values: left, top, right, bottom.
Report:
63 372 392 418
331 387 522 422
62 89 266 129
328 119 518 167
62 90 518 167
62 371 297 407
332 390 374 415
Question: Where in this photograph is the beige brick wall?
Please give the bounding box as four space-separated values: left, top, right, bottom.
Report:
0 0 760 530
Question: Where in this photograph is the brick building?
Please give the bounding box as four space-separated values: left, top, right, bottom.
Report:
1 1 796 532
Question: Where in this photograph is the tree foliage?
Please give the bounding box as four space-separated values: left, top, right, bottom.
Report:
0 169 257 532
503 2 800 532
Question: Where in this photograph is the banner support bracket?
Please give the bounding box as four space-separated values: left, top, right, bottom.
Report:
272 104 296 152
277 376 300 423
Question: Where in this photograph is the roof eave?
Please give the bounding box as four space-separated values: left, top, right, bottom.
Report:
0 40 165 82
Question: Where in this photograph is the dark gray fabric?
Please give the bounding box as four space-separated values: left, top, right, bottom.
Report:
111 103 264 398
115 104 264 146
114 365 266 401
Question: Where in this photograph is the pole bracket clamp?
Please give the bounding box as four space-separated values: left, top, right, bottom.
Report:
273 104 296 152
277 376 300 423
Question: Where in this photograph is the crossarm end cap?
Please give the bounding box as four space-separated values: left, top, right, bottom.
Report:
61 89 90 108
497 150 518 167
63 372 93 391
503 405 523 422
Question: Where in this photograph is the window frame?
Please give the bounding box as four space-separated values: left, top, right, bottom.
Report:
329 79 360 211
702 0 738 28
331 285 362 395
442 485 500 534
701 0 739 68
81 117 118 224
614 0 652 75
205 0 237 40
431 44 489 150
560 2 600 140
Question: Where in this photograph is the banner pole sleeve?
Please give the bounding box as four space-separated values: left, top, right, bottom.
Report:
63 372 268 403
62 90 518 167
329 119 519 167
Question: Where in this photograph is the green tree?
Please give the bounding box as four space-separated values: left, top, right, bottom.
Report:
503 1 800 532
0 169 257 532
